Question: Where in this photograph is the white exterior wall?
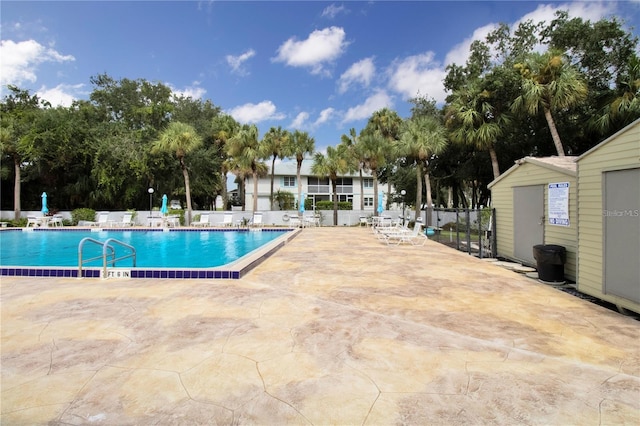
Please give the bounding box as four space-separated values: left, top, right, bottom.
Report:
244 161 388 212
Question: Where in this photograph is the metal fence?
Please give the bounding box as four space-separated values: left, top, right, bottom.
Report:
424 208 496 258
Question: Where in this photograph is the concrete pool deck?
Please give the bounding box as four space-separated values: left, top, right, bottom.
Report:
1 227 639 425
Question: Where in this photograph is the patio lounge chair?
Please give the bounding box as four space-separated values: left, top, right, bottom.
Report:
221 212 234 227
192 213 211 227
251 212 263 227
50 214 64 227
383 222 427 246
115 212 134 227
89 212 110 227
26 216 41 227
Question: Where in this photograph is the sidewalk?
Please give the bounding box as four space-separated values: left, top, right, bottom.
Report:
1 227 639 425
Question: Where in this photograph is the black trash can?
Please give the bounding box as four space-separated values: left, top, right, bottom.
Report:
533 244 566 282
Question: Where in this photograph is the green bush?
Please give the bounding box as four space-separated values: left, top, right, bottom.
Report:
315 200 352 210
71 208 96 225
275 190 295 210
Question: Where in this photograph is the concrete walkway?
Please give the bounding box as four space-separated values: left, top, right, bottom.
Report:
1 227 639 425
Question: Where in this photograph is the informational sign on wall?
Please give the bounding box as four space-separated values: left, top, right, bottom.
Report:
548 182 570 226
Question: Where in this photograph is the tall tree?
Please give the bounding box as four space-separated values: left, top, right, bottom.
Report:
152 122 203 224
512 50 588 156
340 128 366 210
283 130 315 211
311 145 349 225
367 108 402 206
357 129 387 215
398 115 448 220
0 86 49 219
211 114 240 210
227 124 263 212
262 126 291 209
446 80 508 180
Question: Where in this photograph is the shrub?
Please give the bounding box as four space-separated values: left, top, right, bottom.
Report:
315 200 352 210
71 208 96 225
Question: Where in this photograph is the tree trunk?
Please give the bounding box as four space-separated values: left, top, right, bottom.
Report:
13 155 21 221
253 170 259 212
544 107 566 156
332 179 338 226
447 187 453 208
359 168 364 210
415 163 423 222
424 170 433 226
372 169 379 216
270 156 276 210
296 159 302 213
221 171 228 210
489 147 500 180
180 157 193 225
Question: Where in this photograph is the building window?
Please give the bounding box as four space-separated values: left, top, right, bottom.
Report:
338 194 354 204
336 178 353 194
364 197 374 207
363 178 373 188
308 177 330 193
283 176 296 187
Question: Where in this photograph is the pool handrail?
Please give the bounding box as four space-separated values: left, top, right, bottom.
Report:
78 237 136 278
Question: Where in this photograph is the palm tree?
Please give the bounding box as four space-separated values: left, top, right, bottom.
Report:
398 116 448 221
367 108 402 206
445 81 508 180
211 114 240 210
261 126 291 209
512 50 588 156
340 128 367 210
226 124 264 212
357 129 387 215
152 121 203 224
311 146 349 225
283 130 315 211
591 54 640 135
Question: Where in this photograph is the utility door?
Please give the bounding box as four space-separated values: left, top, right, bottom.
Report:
513 185 544 265
604 168 640 303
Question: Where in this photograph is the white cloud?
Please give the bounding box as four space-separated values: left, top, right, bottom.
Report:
226 48 256 75
444 24 498 67
387 52 447 103
314 107 335 126
321 4 347 19
342 90 393 124
167 81 207 99
227 100 286 124
0 39 74 87
273 26 349 76
338 57 375 94
37 83 84 107
290 111 310 129
443 1 617 68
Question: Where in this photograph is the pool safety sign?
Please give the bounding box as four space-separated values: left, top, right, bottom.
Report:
548 182 570 226
102 269 131 279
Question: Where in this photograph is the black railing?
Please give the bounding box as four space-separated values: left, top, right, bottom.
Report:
425 208 496 258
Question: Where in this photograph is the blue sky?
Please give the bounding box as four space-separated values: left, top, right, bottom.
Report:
2 1 639 152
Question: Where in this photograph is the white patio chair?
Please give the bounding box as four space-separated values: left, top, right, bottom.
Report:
192 213 211 227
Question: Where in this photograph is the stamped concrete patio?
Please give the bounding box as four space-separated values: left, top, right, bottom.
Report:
1 227 639 425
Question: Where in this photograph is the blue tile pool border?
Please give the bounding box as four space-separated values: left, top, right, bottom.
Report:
1 227 301 280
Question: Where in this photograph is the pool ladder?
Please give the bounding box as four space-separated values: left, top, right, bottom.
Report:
78 237 136 278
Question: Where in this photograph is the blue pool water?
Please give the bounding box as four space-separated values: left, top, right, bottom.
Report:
0 229 288 268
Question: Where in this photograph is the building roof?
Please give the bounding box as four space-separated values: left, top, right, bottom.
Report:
487 156 578 189
269 159 372 178
577 118 640 161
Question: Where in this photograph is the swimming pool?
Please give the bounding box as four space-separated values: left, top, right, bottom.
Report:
0 228 298 279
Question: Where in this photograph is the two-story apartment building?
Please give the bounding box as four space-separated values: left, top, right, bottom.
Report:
243 160 388 211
